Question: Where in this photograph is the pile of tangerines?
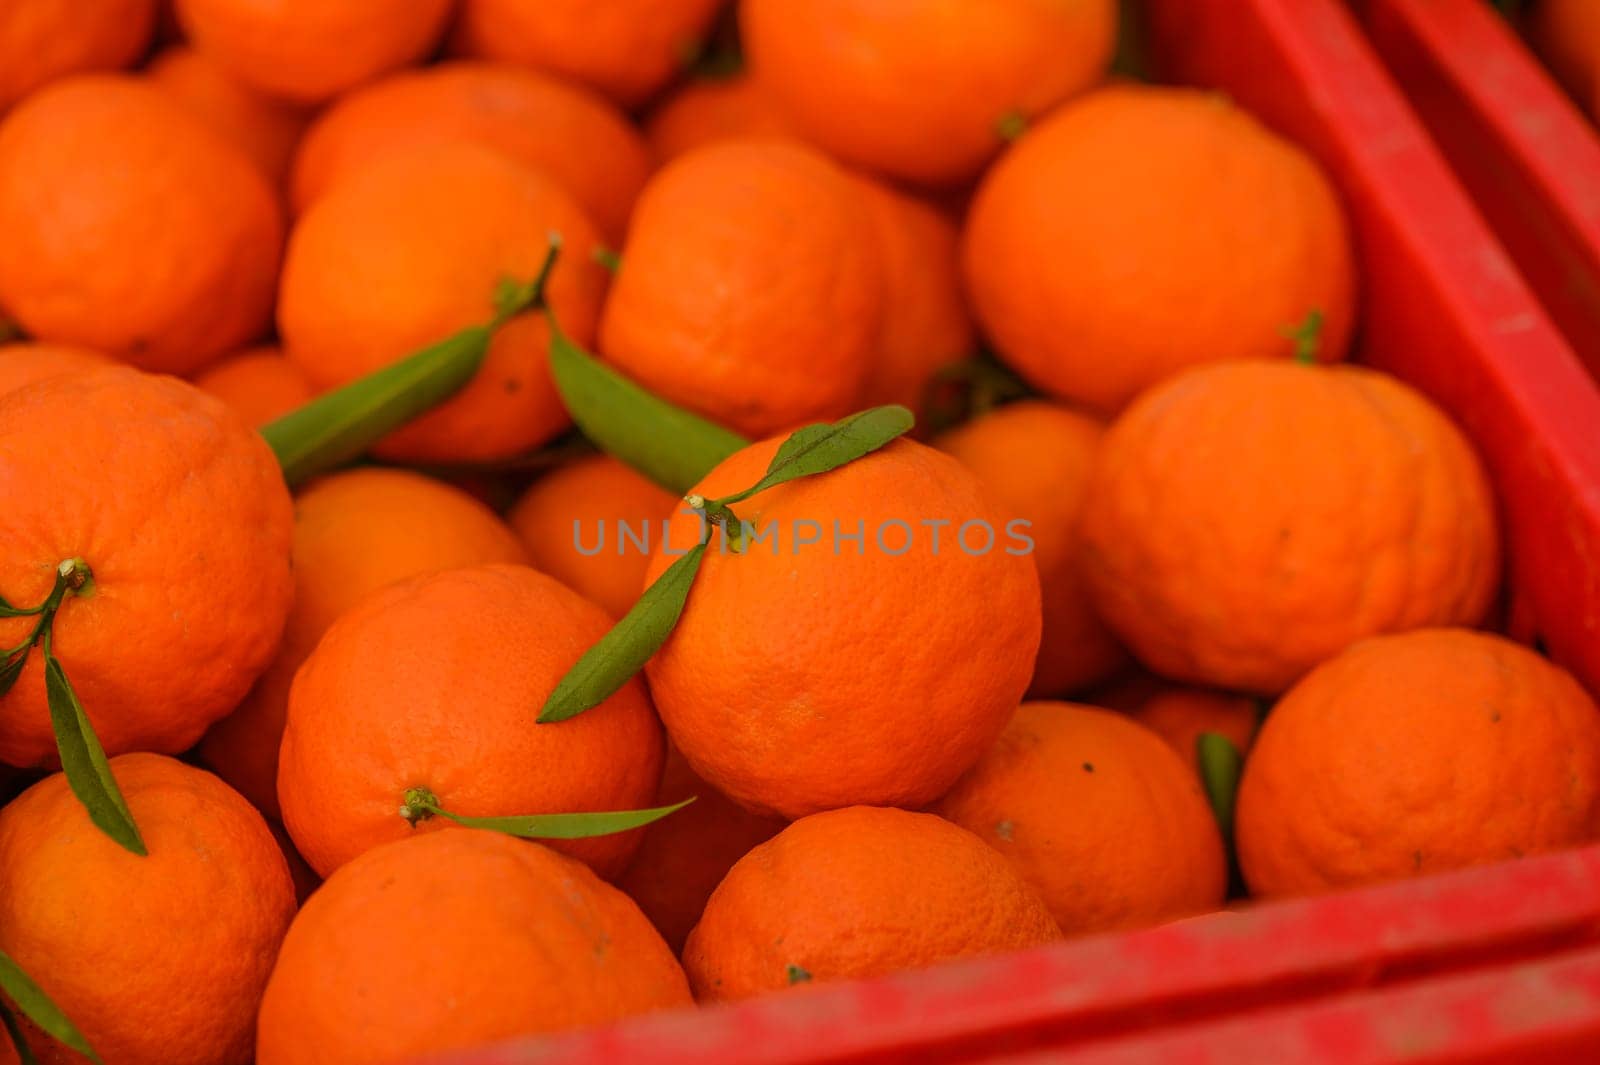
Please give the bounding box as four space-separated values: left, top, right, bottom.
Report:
3 2 1598 1063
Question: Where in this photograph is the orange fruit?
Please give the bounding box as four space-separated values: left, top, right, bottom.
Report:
1533 0 1600 115
684 806 1058 1000
1237 628 1600 897
266 818 322 906
934 399 1125 695
0 754 295 1065
0 342 111 399
507 454 679 619
600 139 882 438
278 141 608 463
451 0 725 109
191 345 314 427
850 173 976 414
740 0 1117 186
1088 670 1262 769
644 72 797 164
288 61 652 243
278 564 665 880
0 0 158 112
963 84 1357 413
1080 360 1500 694
0 367 292 767
0 75 282 374
1124 685 1261 769
257 830 691 1064
616 746 786 954
646 435 1042 820
197 466 528 820
934 702 1228 935
146 45 312 188
173 0 454 104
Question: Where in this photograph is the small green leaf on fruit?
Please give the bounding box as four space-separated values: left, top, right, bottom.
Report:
44 654 145 856
538 543 708 722
716 406 914 507
786 965 812 985
429 797 695 840
0 950 100 1064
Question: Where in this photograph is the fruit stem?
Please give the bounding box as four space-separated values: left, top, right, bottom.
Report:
995 110 1028 141
1284 309 1325 365
3 560 94 667
399 786 442 826
686 494 745 552
490 234 564 328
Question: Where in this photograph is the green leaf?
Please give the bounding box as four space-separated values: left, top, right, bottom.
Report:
0 1000 37 1065
538 542 708 723
0 651 27 698
429 797 695 840
786 964 812 985
715 406 914 507
1196 732 1243 839
546 313 747 495
0 950 100 1064
43 654 145 856
261 325 492 489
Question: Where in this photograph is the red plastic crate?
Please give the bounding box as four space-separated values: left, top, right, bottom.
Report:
426 1 1600 1061
1353 0 1600 382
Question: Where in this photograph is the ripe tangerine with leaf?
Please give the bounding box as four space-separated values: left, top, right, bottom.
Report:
643 433 1042 820
0 753 295 1065
278 140 609 463
0 366 293 768
277 564 665 879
